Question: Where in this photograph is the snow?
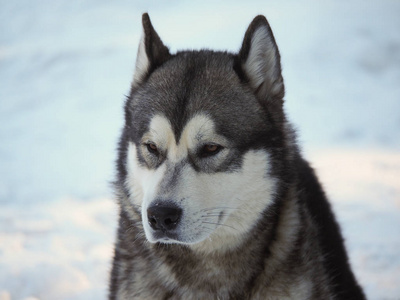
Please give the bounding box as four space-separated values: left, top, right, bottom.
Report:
0 0 399 299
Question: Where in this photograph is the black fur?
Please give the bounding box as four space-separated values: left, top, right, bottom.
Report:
297 158 366 299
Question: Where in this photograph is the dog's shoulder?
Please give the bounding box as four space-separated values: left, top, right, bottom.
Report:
295 157 366 299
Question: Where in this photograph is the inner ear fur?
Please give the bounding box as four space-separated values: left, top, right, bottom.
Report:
237 15 285 104
132 13 171 87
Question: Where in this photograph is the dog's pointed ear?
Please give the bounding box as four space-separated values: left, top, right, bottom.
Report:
238 15 284 103
132 13 171 87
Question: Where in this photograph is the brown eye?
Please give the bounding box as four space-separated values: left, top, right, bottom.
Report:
146 143 159 154
205 144 218 152
200 144 223 157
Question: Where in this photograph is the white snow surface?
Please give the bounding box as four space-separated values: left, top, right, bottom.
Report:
1 0 399 299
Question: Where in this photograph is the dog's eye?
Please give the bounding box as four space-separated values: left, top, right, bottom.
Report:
146 143 159 155
200 144 223 157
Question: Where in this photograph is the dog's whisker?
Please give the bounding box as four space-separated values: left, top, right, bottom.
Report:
199 226 215 234
201 213 242 220
131 233 145 246
200 206 239 212
201 221 239 231
202 217 243 224
199 208 242 216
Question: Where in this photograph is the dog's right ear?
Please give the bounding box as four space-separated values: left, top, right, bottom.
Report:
132 13 171 87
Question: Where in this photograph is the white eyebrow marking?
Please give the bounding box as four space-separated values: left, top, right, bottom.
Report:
145 114 225 162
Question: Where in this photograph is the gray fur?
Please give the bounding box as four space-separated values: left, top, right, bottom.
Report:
109 14 366 300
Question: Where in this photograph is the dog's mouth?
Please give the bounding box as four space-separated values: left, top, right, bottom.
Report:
146 221 216 245
151 230 180 244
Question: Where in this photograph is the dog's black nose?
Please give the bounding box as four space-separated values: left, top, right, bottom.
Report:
147 205 182 231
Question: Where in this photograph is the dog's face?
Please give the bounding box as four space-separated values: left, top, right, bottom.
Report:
121 14 286 251
127 113 275 247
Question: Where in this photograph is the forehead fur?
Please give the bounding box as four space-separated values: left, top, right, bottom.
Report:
129 51 271 146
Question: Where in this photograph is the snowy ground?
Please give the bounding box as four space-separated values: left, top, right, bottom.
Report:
0 0 399 299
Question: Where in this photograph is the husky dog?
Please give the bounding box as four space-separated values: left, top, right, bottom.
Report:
109 13 366 300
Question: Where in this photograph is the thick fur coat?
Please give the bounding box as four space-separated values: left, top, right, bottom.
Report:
109 14 366 300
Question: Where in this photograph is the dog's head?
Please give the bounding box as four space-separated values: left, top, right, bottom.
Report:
119 14 290 251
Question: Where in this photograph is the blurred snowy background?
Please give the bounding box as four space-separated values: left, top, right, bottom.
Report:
0 0 399 299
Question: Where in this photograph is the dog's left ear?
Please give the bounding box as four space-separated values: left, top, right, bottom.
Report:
238 15 284 103
132 13 171 87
